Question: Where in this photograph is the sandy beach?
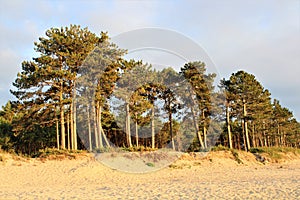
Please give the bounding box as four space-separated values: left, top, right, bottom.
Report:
0 151 299 199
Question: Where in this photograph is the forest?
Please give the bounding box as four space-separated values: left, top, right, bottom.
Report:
0 25 299 156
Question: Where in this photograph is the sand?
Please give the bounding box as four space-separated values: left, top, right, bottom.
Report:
0 151 299 199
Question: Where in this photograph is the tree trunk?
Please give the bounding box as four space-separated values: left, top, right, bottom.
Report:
60 103 65 149
243 102 251 151
190 92 204 149
56 118 59 150
169 111 175 150
99 105 110 147
191 105 204 149
252 123 256 148
277 124 280 147
202 109 207 149
242 119 247 151
226 103 233 149
70 99 74 150
98 104 110 147
87 105 92 151
264 133 267 147
151 106 155 149
72 81 77 150
258 136 263 147
97 102 103 148
93 103 99 148
203 126 207 149
59 58 65 149
237 134 241 150
135 114 139 147
67 111 70 150
101 127 110 147
126 102 132 147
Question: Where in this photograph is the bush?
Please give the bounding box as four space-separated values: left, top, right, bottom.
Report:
146 162 155 167
249 148 265 153
95 147 112 153
211 145 229 152
121 146 157 152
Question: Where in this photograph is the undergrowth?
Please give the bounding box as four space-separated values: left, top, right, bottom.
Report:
250 147 300 161
121 146 158 152
32 148 87 159
230 149 243 164
211 145 230 152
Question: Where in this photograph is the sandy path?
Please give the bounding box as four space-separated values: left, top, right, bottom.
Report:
0 155 299 199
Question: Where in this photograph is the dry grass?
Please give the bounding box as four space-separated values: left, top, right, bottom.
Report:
250 147 300 163
1 147 300 167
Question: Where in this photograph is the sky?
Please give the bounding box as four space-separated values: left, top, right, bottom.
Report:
0 0 299 120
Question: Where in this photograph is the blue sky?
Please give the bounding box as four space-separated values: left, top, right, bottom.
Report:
0 0 299 120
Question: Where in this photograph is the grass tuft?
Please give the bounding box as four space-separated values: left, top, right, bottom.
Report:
33 148 87 160
230 149 243 164
146 162 155 167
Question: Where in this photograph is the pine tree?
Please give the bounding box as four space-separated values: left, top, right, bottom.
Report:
77 32 127 149
159 67 182 150
11 25 99 151
271 99 299 147
0 101 15 151
180 61 216 150
224 71 273 151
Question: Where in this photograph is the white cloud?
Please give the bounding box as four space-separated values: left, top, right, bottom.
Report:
81 1 160 35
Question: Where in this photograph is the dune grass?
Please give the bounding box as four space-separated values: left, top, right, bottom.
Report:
250 147 300 162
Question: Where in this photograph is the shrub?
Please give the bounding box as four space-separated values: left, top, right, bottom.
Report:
121 146 157 152
249 148 265 153
211 145 229 152
146 162 155 167
95 147 111 153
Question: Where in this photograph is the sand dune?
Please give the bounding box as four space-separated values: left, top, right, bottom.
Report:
0 151 299 199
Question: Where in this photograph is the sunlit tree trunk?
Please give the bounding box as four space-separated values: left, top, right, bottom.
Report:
226 103 233 149
93 103 99 148
74 108 77 150
202 109 207 149
126 102 132 147
151 106 155 149
98 104 103 148
191 105 204 149
87 105 92 151
98 105 110 147
264 133 268 147
73 81 78 150
67 111 70 150
169 110 175 150
243 101 251 151
276 124 280 147
56 118 59 150
135 114 139 147
59 85 65 149
101 127 110 147
70 99 74 150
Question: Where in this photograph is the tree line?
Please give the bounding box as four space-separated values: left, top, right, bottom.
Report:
0 25 299 155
